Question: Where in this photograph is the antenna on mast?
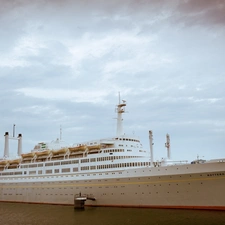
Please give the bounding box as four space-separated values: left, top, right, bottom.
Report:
116 93 126 136
165 133 171 159
60 125 62 141
118 92 120 104
149 130 154 166
13 124 15 137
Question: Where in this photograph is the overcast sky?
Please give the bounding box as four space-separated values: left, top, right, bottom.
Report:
0 0 225 161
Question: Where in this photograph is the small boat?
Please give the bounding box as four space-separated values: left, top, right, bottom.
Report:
52 148 68 155
9 159 21 164
35 150 51 156
87 145 101 150
69 145 86 152
21 152 35 158
0 160 8 165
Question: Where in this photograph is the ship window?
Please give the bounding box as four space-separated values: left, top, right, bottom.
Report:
55 169 59 173
29 171 36 175
46 170 52 174
29 164 37 168
15 172 23 175
90 166 96 170
21 165 28 168
81 166 89 171
62 161 71 165
54 162 60 166
72 160 79 164
46 163 53 167
73 168 78 172
90 158 96 162
38 170 42 174
81 159 89 163
2 172 8 176
62 168 70 173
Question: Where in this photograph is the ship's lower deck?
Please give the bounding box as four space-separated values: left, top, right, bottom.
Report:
1 165 225 210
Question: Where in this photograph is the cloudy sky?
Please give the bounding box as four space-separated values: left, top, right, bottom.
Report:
0 0 225 161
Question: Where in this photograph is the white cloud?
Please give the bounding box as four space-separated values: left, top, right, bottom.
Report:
13 105 62 116
15 88 110 104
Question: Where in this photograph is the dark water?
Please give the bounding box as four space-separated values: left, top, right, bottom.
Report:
1 203 225 225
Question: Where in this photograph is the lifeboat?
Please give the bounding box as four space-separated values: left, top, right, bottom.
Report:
69 145 86 152
21 152 35 158
87 145 101 150
0 160 8 165
35 150 51 156
9 159 21 164
52 148 68 155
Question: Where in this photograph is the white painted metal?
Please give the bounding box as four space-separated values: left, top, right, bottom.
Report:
149 130 153 166
17 134 22 156
165 133 171 159
3 132 9 158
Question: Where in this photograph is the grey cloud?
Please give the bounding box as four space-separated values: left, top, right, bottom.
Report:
176 0 225 27
0 0 225 161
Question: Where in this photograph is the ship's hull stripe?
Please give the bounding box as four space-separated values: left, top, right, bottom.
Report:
1 200 225 211
1 175 225 189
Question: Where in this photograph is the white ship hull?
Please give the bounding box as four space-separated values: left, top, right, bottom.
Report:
1 162 225 210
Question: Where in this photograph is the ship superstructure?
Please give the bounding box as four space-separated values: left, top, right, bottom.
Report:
0 97 225 210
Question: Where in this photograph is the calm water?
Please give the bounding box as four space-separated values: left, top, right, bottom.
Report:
1 203 225 225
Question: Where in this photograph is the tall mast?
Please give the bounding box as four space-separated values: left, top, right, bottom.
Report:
165 133 171 159
60 125 62 141
116 93 126 136
149 130 154 166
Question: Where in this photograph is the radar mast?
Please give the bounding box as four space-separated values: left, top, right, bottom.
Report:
116 93 126 136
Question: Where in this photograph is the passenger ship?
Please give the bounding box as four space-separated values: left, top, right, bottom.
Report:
0 98 225 210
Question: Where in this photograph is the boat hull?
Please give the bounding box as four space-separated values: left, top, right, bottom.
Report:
1 162 225 210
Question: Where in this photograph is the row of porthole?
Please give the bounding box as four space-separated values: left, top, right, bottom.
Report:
1 174 209 187
0 170 177 180
0 170 125 179
0 181 203 190
207 173 224 176
1 189 204 197
3 182 202 191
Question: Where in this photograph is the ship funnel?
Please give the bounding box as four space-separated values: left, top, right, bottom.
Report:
4 132 9 158
17 133 22 156
149 130 153 166
3 129 23 158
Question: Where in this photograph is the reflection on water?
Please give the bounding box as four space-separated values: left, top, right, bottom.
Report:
1 202 225 225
